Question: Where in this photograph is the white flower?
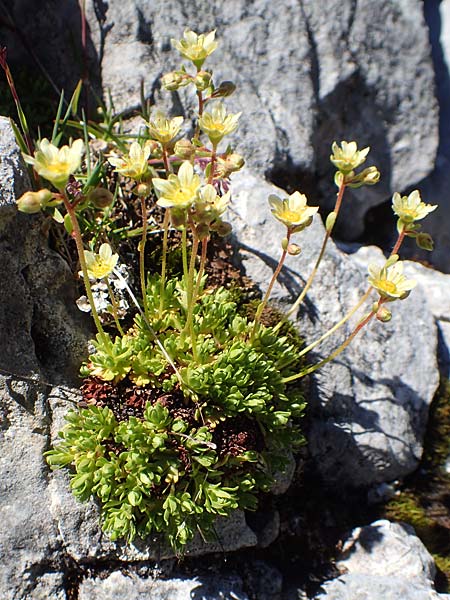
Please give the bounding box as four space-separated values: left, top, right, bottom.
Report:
171 29 218 67
392 190 437 224
269 191 319 232
368 259 416 301
24 138 84 188
83 243 119 280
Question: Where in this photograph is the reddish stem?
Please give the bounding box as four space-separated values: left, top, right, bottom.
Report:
391 228 406 256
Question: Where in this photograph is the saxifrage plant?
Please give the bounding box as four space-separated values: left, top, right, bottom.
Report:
13 28 437 552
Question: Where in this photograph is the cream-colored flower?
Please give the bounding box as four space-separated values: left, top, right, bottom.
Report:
84 243 119 280
194 184 231 223
392 190 437 224
330 141 369 173
367 260 416 301
199 103 241 145
171 29 218 67
147 111 183 145
23 138 84 188
152 161 201 210
108 142 151 181
269 191 319 232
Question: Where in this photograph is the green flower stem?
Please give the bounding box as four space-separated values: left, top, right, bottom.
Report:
285 182 347 319
208 143 217 184
295 287 373 359
139 196 149 321
194 68 204 142
159 210 170 317
251 231 291 341
193 236 209 306
282 307 376 383
181 226 189 285
112 268 184 386
62 194 105 339
185 228 200 360
106 280 125 336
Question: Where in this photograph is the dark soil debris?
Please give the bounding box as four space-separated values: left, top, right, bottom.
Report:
213 415 265 458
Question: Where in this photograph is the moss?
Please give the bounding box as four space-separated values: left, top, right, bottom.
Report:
380 379 450 591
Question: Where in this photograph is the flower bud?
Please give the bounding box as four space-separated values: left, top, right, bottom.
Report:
195 222 210 240
194 70 212 91
347 165 381 188
87 187 114 208
334 171 345 188
161 71 185 91
145 140 160 155
211 81 236 98
211 220 232 236
215 153 245 178
376 305 392 323
416 232 434 251
287 243 301 256
281 237 289 251
361 166 380 185
17 189 53 213
170 208 187 228
174 139 196 160
135 182 153 197
225 153 245 172
325 211 337 233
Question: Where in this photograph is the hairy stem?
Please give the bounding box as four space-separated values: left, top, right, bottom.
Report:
194 67 204 141
162 145 172 174
106 280 125 336
193 236 209 306
296 287 373 359
286 182 346 319
251 231 291 340
391 226 406 256
208 143 217 184
283 308 376 383
62 195 105 339
139 196 149 320
185 230 200 360
159 211 170 317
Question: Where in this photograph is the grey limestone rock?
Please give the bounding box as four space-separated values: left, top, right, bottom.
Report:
228 170 440 486
78 571 249 600
0 117 89 599
315 575 449 600
336 520 436 585
313 520 447 600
